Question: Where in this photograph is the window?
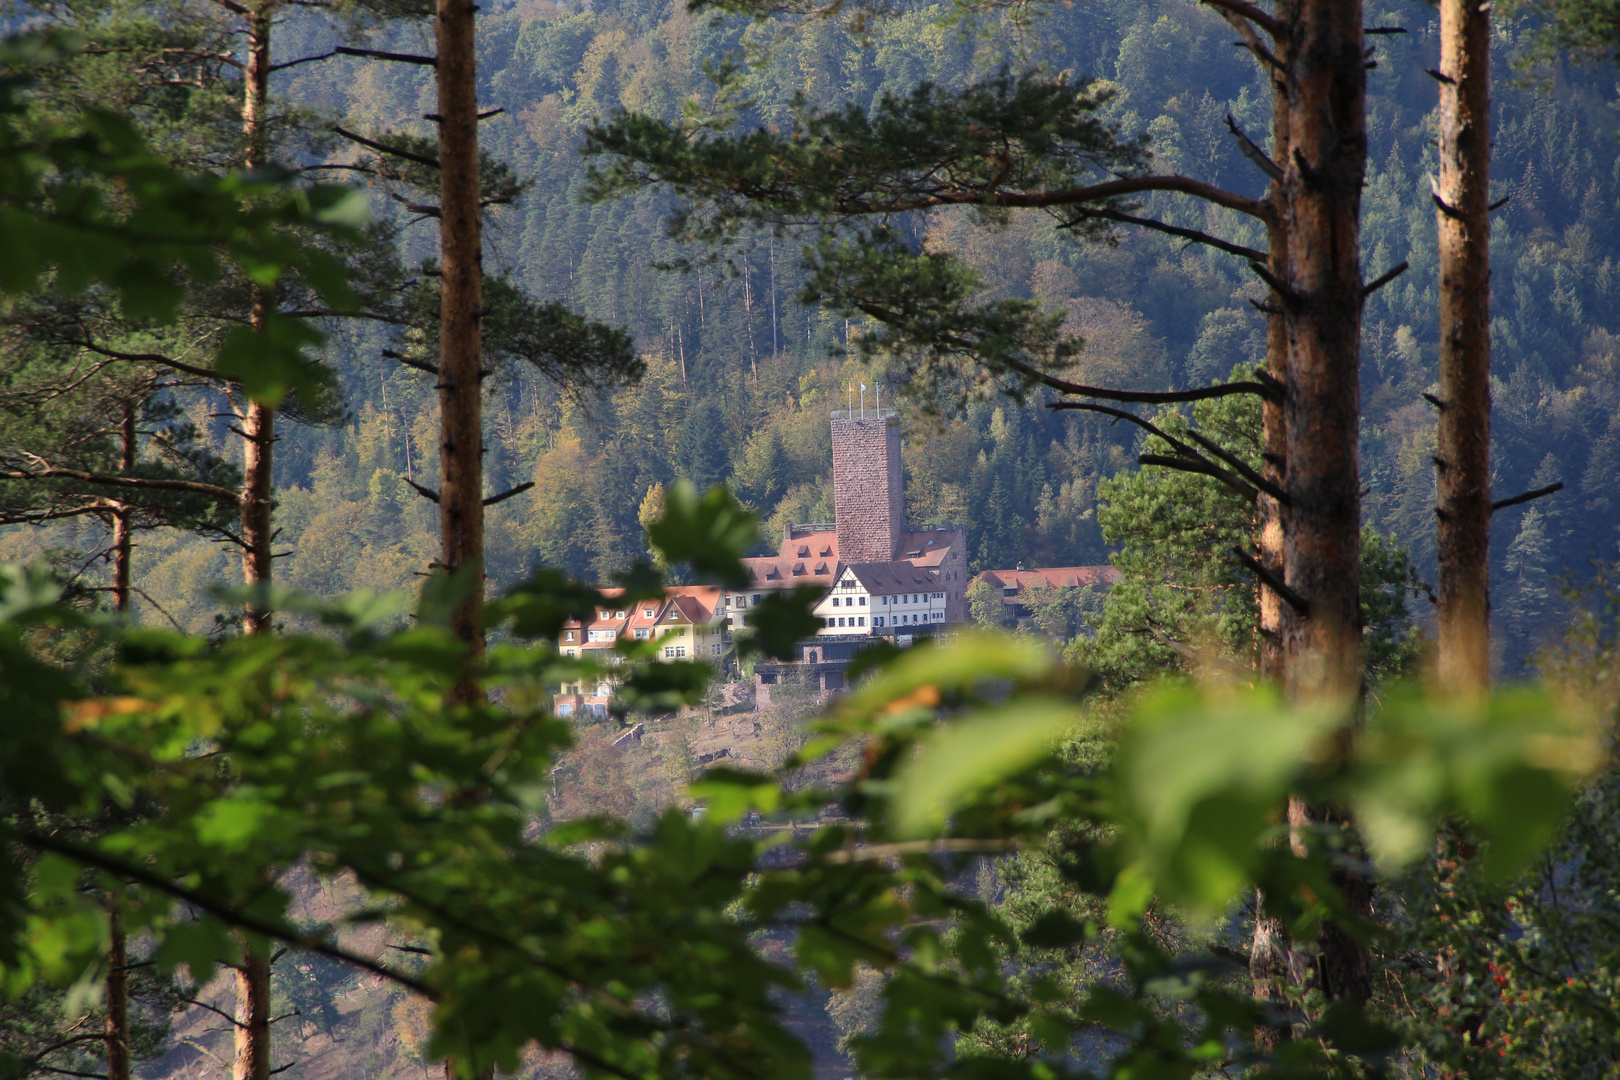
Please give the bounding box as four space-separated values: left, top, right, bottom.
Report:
751 593 761 603
565 648 576 657
859 596 867 606
643 608 655 617
875 617 884 627
664 646 687 659
713 643 723 655
838 617 847 627
735 595 747 607
565 630 575 641
616 611 625 619
634 629 649 640
832 596 840 607
858 617 866 626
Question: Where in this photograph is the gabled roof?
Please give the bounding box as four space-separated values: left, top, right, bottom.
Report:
839 562 942 595
975 566 1122 592
663 586 722 624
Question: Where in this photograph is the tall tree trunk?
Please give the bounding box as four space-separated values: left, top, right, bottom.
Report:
436 0 486 697
1435 0 1493 694
239 2 275 637
234 15 278 1074
1279 0 1372 1006
1250 0 1294 1045
105 910 130 1080
110 402 135 614
233 947 271 1080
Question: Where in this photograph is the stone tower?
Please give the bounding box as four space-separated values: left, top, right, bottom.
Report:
832 412 904 563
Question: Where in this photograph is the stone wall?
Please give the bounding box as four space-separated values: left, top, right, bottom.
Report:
832 415 904 563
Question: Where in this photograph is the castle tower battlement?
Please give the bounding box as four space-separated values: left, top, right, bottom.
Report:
832 412 904 564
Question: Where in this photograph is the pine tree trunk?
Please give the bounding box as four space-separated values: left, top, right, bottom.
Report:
234 15 278 1069
239 2 275 637
1435 0 1492 693
233 947 271 1080
1250 1 1294 1044
105 910 130 1080
111 402 135 614
1279 0 1372 1006
436 0 486 694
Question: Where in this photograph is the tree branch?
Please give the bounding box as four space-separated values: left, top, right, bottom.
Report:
182 997 248 1030
0 469 239 504
15 829 433 997
332 127 438 169
1027 358 1276 403
1182 428 1290 504
382 350 438 374
1137 453 1258 503
483 482 534 507
404 479 441 504
1224 113 1283 182
1062 206 1266 261
1231 547 1310 615
1198 0 1283 37
333 46 436 66
1052 401 1260 503
64 337 223 382
945 173 1271 222
1491 481 1563 513
1362 260 1409 297
268 50 338 73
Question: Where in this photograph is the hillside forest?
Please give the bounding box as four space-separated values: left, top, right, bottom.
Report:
6 2 1620 1080
3 0 1618 673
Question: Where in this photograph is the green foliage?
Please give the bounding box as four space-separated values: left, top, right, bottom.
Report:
0 31 364 405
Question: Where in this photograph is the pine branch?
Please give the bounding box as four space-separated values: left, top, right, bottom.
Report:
1491 481 1563 513
1362 260 1409 297
483 482 535 506
1062 206 1267 261
333 46 436 66
1197 0 1283 37
934 173 1271 222
1053 401 1261 504
333 127 439 169
1224 113 1283 182
0 468 239 504
1231 547 1310 615
1181 428 1289 504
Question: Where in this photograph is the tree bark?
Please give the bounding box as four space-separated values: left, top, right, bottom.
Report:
111 402 136 614
239 1 276 637
436 0 486 694
1434 0 1493 694
232 946 271 1080
235 15 279 1072
1278 0 1372 1007
105 909 130 1080
1250 0 1294 1047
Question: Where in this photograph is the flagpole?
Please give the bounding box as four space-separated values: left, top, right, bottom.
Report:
860 384 866 417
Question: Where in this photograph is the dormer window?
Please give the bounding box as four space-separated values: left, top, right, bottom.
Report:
644 608 655 617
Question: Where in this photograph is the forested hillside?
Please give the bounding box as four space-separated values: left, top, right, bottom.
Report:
4 0 1619 668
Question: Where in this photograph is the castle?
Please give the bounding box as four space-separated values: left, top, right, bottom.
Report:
555 409 969 710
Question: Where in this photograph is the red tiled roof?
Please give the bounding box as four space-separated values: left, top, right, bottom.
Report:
975 566 1121 591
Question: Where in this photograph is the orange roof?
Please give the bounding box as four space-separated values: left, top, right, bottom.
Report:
975 567 1121 591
